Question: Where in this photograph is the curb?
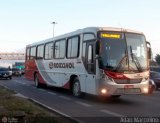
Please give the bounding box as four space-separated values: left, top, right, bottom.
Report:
28 98 82 123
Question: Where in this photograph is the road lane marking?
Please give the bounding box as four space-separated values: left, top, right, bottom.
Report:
25 84 30 87
38 88 46 92
100 109 124 117
75 101 92 107
14 93 29 99
59 96 71 100
47 92 56 95
13 80 27 85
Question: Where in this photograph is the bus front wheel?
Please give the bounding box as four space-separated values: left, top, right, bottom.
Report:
72 78 82 97
34 73 41 88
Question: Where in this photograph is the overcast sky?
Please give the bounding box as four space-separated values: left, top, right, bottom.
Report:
0 0 160 57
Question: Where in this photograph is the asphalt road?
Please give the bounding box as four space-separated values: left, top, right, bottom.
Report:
0 76 160 123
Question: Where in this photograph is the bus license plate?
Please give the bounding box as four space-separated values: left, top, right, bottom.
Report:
116 88 141 94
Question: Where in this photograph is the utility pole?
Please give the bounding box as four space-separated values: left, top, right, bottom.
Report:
51 22 57 38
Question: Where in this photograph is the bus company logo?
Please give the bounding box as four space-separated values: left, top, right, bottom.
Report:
49 62 75 69
49 62 54 69
1 116 7 123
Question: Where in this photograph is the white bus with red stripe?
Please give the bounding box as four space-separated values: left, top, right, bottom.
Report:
25 27 151 97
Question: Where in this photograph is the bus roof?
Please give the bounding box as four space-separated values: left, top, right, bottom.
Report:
27 27 143 47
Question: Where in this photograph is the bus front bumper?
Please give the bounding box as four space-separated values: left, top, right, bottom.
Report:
98 81 150 96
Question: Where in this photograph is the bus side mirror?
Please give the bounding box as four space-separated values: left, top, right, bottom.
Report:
96 40 100 55
147 41 151 60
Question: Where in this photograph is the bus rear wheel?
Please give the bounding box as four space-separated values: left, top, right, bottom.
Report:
72 78 82 97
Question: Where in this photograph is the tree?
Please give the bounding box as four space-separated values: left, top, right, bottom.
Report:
155 54 160 65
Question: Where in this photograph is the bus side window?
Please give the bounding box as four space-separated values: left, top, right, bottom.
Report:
83 33 95 41
67 36 80 58
54 39 66 59
26 48 30 60
45 42 53 60
30 47 36 60
37 44 44 59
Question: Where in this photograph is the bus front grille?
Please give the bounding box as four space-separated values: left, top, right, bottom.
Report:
113 78 142 84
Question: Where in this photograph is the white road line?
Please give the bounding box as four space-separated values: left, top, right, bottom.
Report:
75 101 92 107
13 80 27 85
21 83 27 85
100 109 124 117
25 84 30 87
47 92 56 95
38 88 46 92
59 96 71 100
14 93 29 99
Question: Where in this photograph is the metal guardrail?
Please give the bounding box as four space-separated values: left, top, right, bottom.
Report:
0 53 25 60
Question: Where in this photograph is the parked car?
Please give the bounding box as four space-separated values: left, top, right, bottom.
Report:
12 68 22 77
0 67 12 80
150 71 160 89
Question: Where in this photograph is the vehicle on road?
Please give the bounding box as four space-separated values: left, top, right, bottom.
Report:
150 71 160 89
14 62 25 75
25 27 151 98
150 66 160 72
12 67 22 77
0 67 12 80
148 79 156 94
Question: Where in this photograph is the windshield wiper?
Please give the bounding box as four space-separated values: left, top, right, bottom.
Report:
115 47 128 72
115 54 128 72
130 46 143 72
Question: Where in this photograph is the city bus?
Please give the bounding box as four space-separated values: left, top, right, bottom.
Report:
25 27 151 97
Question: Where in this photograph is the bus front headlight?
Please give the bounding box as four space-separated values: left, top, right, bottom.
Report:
143 87 149 94
101 88 107 94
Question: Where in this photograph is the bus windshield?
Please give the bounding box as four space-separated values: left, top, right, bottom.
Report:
99 32 148 73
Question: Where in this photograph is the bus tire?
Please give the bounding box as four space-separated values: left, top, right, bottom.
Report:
111 95 121 98
34 73 41 88
72 78 82 97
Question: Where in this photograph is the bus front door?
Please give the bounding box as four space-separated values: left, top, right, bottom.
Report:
85 41 96 95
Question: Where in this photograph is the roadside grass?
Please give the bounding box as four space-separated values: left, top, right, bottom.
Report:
0 85 75 123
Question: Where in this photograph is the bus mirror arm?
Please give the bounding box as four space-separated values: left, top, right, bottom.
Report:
95 55 101 59
96 40 100 55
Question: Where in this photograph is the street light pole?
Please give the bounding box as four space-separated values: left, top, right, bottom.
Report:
51 22 57 38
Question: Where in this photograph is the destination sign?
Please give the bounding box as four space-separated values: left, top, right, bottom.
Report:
101 33 121 39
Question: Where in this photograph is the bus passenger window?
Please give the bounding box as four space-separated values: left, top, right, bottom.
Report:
30 47 36 60
45 42 53 59
67 36 79 58
83 34 95 41
37 45 44 59
26 48 30 60
54 39 66 59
